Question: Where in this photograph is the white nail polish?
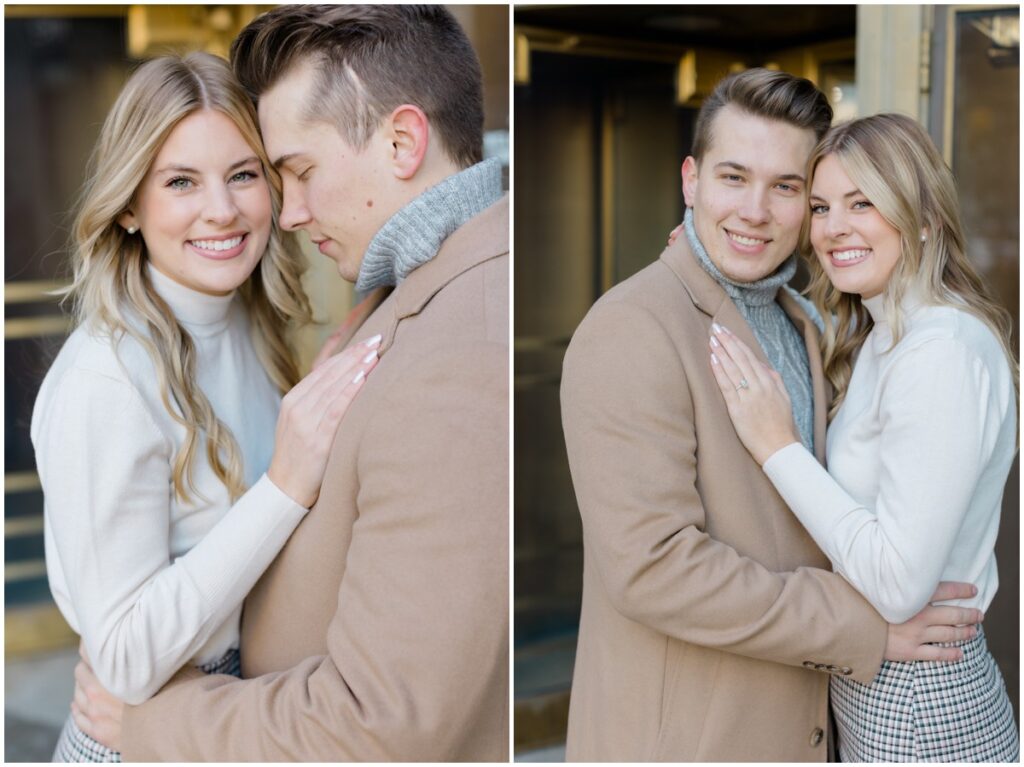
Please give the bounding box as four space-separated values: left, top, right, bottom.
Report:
352 370 365 384
711 353 719 365
710 336 720 348
363 351 378 364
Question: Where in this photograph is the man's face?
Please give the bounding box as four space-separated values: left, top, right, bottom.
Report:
258 60 396 282
681 104 818 283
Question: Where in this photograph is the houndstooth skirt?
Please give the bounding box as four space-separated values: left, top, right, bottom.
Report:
831 626 1019 762
51 648 241 763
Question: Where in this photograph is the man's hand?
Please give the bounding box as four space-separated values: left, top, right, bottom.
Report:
885 581 982 662
71 647 124 752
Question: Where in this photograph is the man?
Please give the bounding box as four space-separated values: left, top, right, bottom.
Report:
561 68 980 761
77 6 507 760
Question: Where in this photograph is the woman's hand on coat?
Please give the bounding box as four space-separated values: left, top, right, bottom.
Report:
708 323 799 465
267 334 382 508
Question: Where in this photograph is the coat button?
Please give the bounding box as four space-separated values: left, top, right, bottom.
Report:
802 661 816 669
810 727 824 747
840 666 853 675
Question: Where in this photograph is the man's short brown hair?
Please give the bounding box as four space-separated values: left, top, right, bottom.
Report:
230 5 484 168
691 68 832 160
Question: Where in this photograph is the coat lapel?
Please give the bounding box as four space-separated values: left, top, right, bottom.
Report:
660 236 828 464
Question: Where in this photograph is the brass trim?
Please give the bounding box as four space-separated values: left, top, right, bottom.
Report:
6 471 41 494
515 31 531 84
5 603 77 657
5 280 67 304
5 516 45 538
4 5 127 18
515 25 693 64
4 316 72 339
5 560 48 582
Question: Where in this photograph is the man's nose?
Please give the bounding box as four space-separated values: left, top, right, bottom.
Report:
737 186 770 226
279 180 311 231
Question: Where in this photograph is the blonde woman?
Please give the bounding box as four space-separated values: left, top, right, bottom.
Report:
32 53 379 762
708 113 1018 761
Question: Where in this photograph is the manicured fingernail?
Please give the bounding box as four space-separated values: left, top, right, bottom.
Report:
710 335 721 348
365 334 382 346
712 322 723 333
711 353 719 365
362 351 377 364
353 370 365 384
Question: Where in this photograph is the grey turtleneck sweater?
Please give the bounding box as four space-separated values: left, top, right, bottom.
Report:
355 158 504 293
684 208 815 453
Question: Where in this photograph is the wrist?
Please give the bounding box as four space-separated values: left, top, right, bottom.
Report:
266 466 313 509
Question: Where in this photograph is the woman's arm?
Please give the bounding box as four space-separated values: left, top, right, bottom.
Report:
35 339 380 704
711 327 1006 623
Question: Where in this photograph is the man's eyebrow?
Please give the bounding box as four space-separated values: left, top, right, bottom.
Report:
713 162 805 183
714 161 749 173
154 156 259 175
272 153 300 170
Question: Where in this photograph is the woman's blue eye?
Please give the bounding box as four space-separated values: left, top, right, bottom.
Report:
230 170 259 183
167 176 193 190
810 204 827 215
852 200 873 210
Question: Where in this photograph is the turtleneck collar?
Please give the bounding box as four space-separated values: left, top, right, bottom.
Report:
355 157 504 293
861 284 930 326
683 207 796 306
146 262 235 328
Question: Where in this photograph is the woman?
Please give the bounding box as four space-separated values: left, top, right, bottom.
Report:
32 53 378 762
708 113 1018 761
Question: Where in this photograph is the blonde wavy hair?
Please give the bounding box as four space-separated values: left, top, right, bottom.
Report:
803 113 1018 420
63 52 312 503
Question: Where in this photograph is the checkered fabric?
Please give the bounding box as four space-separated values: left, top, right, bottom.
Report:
831 626 1019 762
52 648 241 763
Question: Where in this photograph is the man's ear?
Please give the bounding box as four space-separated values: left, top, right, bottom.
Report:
681 156 699 207
387 104 429 180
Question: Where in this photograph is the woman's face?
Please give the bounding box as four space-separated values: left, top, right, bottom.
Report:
124 108 272 296
808 154 903 299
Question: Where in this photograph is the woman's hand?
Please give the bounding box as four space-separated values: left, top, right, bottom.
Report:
708 323 799 465
267 334 381 508
72 644 124 752
667 221 684 246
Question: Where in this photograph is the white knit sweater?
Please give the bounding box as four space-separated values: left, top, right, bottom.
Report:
32 265 306 704
763 291 1016 623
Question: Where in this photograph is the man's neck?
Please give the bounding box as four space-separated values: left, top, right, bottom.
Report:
354 157 503 293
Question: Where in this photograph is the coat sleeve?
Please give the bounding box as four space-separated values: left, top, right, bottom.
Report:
121 339 509 761
560 300 886 683
33 367 307 704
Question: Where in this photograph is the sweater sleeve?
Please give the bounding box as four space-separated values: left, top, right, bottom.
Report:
35 367 307 704
762 338 1000 623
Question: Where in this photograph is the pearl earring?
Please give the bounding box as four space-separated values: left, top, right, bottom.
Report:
127 225 138 234
920 233 927 243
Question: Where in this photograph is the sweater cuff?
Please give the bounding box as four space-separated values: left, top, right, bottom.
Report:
258 472 311 514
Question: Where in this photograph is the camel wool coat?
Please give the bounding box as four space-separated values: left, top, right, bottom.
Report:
121 197 509 761
561 235 887 762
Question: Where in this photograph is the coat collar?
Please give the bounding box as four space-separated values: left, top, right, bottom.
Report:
660 236 829 463
329 194 508 356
